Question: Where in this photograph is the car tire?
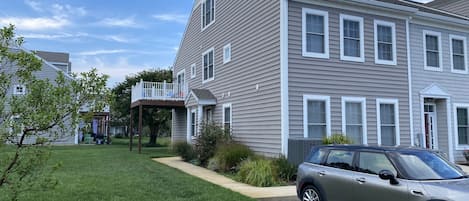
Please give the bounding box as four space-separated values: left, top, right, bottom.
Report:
301 185 322 201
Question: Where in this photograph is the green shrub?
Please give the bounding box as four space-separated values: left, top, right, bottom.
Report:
237 159 277 187
195 123 231 166
172 141 196 162
215 143 253 172
323 134 352 144
273 155 297 182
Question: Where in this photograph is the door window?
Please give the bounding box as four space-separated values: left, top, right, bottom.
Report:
358 152 397 176
325 150 354 170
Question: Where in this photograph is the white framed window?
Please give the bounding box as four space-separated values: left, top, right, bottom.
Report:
454 103 469 150
176 69 186 95
191 109 197 137
223 43 231 64
302 8 329 59
376 98 400 146
223 103 232 133
341 97 367 144
423 30 442 71
303 95 331 139
374 20 396 65
205 107 213 122
201 0 215 30
202 48 215 83
190 64 196 78
340 14 364 62
13 85 26 95
450 35 468 74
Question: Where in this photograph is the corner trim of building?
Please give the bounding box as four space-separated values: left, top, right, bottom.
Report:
406 19 414 146
280 0 289 156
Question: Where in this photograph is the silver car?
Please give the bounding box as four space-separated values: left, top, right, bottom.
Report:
296 145 469 201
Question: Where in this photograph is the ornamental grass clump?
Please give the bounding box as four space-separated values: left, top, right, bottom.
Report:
237 159 277 187
323 133 352 145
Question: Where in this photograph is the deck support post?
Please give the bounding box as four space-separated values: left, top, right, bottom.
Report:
138 105 143 154
129 108 133 151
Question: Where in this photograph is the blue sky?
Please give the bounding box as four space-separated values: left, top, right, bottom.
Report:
0 0 193 87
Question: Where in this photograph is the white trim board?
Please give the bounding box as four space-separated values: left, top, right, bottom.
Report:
280 0 289 156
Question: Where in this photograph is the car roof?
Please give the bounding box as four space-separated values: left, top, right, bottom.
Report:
316 144 435 153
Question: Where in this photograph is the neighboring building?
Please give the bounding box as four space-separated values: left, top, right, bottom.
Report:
35 50 72 74
131 0 469 162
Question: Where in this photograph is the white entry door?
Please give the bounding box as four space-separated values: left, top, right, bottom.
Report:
424 104 437 149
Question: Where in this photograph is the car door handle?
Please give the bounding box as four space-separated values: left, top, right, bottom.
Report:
318 171 326 176
410 189 424 197
355 177 366 183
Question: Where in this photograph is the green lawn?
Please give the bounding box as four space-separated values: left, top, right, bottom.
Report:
1 138 255 201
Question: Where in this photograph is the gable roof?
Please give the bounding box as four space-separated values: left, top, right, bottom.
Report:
185 89 217 106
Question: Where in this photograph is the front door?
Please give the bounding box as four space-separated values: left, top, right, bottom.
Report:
177 71 185 96
424 104 437 149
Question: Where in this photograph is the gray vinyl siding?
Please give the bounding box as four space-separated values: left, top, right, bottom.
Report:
288 2 411 145
173 0 282 156
436 100 450 157
172 108 187 142
409 23 469 162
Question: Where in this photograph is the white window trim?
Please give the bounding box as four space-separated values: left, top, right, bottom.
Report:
13 84 26 95
223 43 231 64
201 0 216 31
190 63 196 78
177 69 185 80
423 30 443 71
202 47 215 84
222 103 232 130
374 20 397 65
191 108 198 138
341 97 367 144
302 8 329 59
449 34 468 74
340 14 365 62
303 95 331 138
376 98 400 146
453 103 469 150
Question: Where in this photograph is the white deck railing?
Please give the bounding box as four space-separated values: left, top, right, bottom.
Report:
131 80 187 103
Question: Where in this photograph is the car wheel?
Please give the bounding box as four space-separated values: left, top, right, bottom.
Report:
301 185 321 201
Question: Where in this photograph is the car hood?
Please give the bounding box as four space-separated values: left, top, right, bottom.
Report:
421 178 469 200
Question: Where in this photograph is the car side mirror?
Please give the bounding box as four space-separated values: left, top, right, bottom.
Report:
379 170 399 185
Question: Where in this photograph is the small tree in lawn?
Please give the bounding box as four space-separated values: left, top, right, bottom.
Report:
0 25 110 200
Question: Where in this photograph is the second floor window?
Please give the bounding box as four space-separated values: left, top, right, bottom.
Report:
374 20 396 65
202 0 215 29
450 35 467 73
423 30 442 70
340 14 364 62
202 48 214 82
302 8 329 58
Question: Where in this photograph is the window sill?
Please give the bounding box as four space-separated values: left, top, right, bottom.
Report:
456 146 469 151
303 51 329 59
375 59 397 66
451 69 468 74
201 20 215 32
340 55 365 63
424 66 443 72
202 77 214 84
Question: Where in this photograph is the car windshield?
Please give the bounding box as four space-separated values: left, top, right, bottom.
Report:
395 151 466 180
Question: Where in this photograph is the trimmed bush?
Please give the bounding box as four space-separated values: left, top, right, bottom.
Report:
273 155 297 182
172 141 196 162
195 123 231 166
215 143 253 172
323 134 352 144
237 159 277 187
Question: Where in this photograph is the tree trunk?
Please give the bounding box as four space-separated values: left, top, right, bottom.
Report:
148 126 158 145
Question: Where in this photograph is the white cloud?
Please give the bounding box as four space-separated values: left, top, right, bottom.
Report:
0 16 69 30
51 4 87 17
24 0 42 12
152 14 188 24
98 16 140 28
78 49 128 56
72 56 153 87
21 32 88 39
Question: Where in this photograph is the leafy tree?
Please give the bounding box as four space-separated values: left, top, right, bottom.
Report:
111 69 172 145
0 25 110 200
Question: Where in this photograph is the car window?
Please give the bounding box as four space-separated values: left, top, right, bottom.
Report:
325 150 354 170
395 151 464 180
308 148 327 164
358 152 397 176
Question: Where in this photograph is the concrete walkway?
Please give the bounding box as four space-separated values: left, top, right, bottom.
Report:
153 157 297 200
